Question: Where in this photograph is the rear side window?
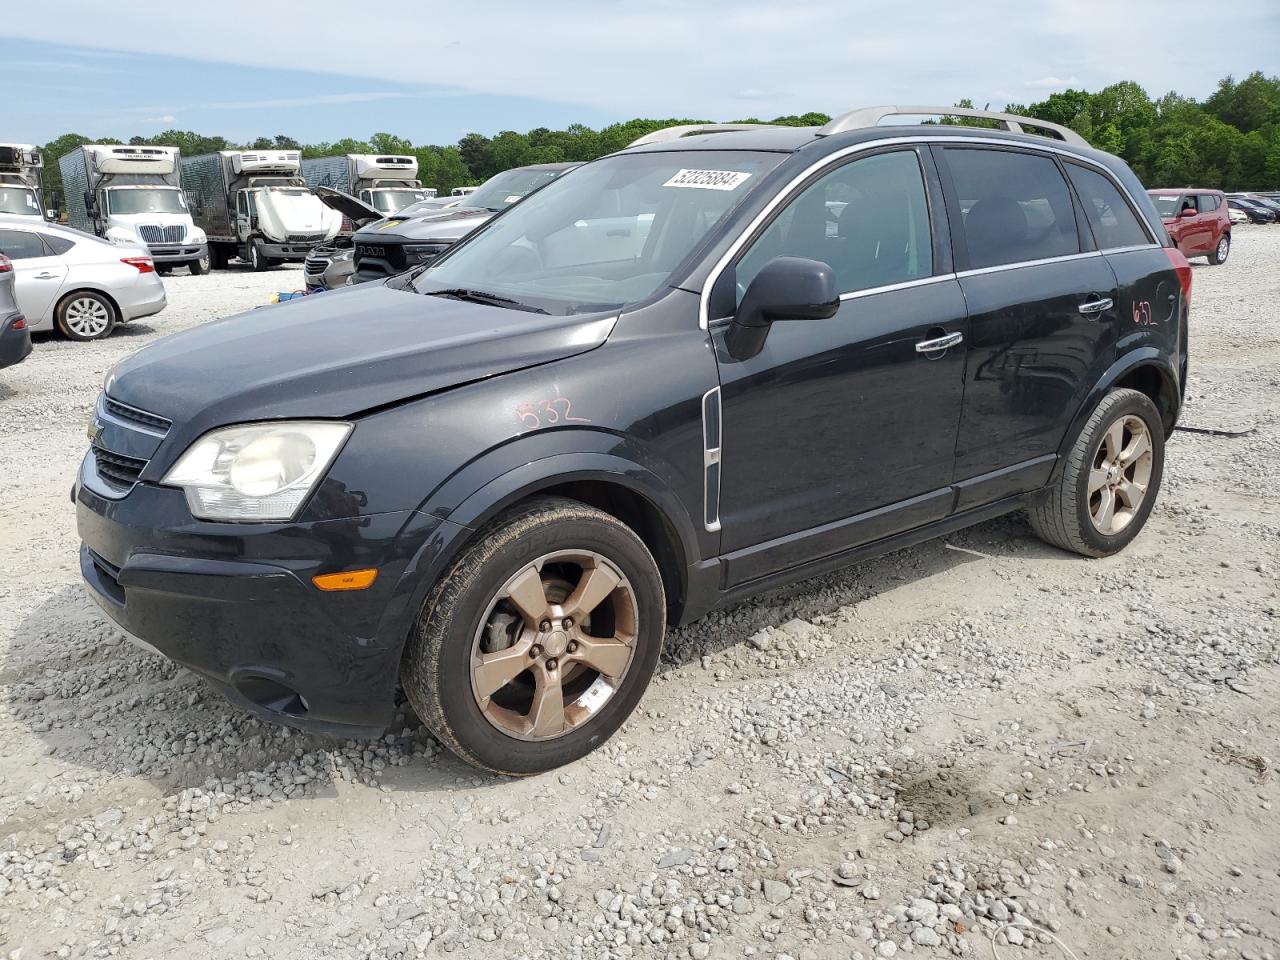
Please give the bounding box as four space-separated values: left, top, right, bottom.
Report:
43 234 75 255
944 148 1080 269
0 229 47 260
736 149 933 297
1197 194 1220 213
1065 164 1151 250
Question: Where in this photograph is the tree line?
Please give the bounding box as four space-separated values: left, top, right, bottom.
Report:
34 72 1280 206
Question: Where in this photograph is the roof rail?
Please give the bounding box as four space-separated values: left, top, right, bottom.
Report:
817 105 1088 147
627 123 781 147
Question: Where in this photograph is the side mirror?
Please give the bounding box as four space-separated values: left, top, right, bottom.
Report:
1177 207 1197 218
84 191 100 220
725 256 840 360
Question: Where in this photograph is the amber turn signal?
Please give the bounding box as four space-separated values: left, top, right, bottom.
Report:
312 568 378 591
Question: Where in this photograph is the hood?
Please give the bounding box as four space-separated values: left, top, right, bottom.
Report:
105 283 617 442
315 186 382 227
355 206 494 243
256 190 342 241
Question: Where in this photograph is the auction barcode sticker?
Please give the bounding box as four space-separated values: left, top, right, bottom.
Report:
662 169 752 191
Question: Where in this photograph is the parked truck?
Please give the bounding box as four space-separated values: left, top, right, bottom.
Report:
181 150 341 271
58 144 209 275
300 154 434 222
0 144 48 220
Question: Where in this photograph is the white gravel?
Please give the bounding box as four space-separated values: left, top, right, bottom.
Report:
1 236 1278 960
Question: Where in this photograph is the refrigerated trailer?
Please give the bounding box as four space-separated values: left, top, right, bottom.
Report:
0 144 47 220
58 144 209 274
181 150 341 271
300 154 433 223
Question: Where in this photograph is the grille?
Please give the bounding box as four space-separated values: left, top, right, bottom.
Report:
93 447 148 491
355 241 408 276
303 253 331 277
104 396 172 433
287 233 322 243
138 224 186 245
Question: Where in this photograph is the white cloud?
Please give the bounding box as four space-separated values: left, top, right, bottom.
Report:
2 0 1274 121
1023 76 1081 89
141 114 177 123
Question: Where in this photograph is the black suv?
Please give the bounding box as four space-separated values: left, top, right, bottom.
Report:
77 107 1189 775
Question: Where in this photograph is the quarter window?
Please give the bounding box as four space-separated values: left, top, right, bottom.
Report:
1065 164 1150 250
943 148 1080 270
735 150 933 299
0 229 48 260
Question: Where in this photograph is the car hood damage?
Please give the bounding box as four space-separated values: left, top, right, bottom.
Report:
106 284 617 439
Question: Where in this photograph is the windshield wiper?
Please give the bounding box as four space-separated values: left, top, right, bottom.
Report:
426 287 549 314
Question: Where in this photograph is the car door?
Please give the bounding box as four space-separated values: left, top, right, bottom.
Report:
709 146 967 586
936 145 1119 509
0 228 68 327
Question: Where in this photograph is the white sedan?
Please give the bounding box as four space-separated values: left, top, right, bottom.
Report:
0 216 166 341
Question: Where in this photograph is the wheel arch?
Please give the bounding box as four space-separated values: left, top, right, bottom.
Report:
1052 349 1180 483
55 286 122 325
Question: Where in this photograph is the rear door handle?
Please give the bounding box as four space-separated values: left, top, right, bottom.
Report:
914 331 963 353
1079 297 1114 315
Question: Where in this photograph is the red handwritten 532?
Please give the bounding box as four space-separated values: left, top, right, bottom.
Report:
515 398 590 430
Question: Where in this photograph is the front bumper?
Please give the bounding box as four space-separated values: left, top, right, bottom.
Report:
75 469 459 737
148 242 207 264
0 313 32 369
259 241 319 262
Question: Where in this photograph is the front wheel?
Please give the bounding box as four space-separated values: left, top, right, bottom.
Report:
189 253 210 276
55 291 117 341
248 242 271 272
1027 388 1164 557
1208 233 1230 265
402 496 665 775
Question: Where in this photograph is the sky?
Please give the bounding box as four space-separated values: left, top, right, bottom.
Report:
2 0 1277 147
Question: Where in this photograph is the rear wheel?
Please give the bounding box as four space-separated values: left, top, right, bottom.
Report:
402 496 665 774
1028 388 1164 557
54 291 116 341
1208 233 1230 265
209 245 230 270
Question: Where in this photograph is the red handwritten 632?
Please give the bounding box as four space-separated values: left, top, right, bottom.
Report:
1132 300 1154 326
515 398 590 430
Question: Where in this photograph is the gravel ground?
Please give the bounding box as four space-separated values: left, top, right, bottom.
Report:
0 237 1277 960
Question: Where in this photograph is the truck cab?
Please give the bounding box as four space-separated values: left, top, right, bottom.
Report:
0 144 48 221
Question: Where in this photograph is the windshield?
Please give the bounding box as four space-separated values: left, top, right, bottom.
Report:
1148 194 1183 219
0 186 42 216
107 188 188 215
370 189 430 215
414 150 785 315
396 198 455 217
462 167 567 213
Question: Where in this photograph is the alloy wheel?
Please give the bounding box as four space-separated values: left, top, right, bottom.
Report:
1216 236 1229 262
470 550 638 741
64 297 111 338
1088 414 1153 535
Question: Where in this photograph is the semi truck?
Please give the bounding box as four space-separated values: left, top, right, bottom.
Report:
300 154 434 222
58 144 209 275
0 144 48 220
181 150 341 271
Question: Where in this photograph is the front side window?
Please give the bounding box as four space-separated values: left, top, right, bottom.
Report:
106 188 188 215
414 150 785 315
944 148 1080 269
1065 164 1150 250
0 229 48 260
735 150 933 299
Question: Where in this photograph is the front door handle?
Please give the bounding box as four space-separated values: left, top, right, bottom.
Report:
34 272 59 279
914 331 963 354
1079 297 1114 315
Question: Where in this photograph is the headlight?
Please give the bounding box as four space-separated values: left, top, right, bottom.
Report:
162 421 351 521
105 228 138 246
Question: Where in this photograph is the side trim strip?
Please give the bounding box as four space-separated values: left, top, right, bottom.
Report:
701 386 722 533
698 135 1157 329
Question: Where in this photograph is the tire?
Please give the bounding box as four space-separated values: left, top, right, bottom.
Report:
1208 233 1230 265
156 265 173 276
248 242 271 272
189 253 210 276
402 496 666 775
1027 388 1164 557
209 245 229 270
54 290 116 341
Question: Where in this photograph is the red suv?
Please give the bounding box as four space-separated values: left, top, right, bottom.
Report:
1147 188 1231 265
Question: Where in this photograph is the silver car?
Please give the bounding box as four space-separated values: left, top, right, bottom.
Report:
0 252 32 369
0 215 166 341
